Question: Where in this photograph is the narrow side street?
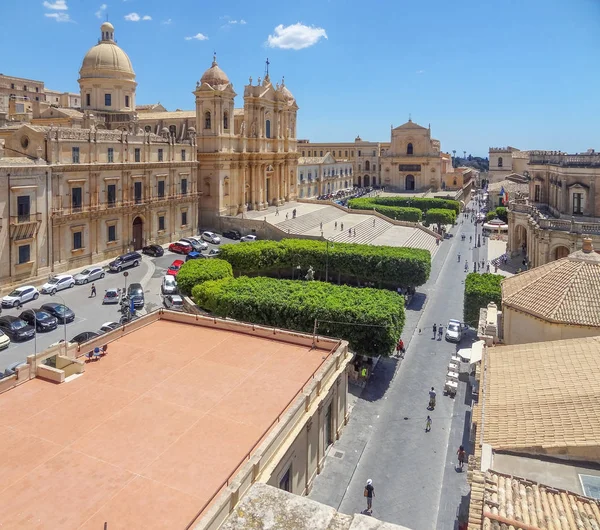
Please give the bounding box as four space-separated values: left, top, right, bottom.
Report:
309 207 480 529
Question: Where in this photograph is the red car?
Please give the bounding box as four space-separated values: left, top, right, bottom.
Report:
167 260 184 276
168 241 193 255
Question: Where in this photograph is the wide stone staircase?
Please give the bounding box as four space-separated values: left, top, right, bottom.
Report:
275 207 345 234
331 216 392 244
403 228 439 256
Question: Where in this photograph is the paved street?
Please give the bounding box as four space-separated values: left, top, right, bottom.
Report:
308 201 483 529
0 237 233 372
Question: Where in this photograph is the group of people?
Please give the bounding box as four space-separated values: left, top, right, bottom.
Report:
431 323 444 340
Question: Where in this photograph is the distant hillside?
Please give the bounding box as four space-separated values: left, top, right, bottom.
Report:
453 155 489 172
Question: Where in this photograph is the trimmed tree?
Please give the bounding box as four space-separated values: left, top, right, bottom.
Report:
486 207 508 223
192 276 405 356
463 273 503 327
175 258 233 295
348 196 460 215
425 208 457 231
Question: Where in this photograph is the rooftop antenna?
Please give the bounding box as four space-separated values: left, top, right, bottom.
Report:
265 58 270 79
408 113 412 122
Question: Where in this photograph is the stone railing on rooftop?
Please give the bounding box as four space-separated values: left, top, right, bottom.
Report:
510 200 600 234
528 151 600 167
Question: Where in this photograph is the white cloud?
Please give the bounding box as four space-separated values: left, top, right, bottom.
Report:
45 11 72 22
267 23 327 50
185 33 208 41
162 18 172 25
416 69 425 75
124 12 140 21
95 3 107 19
142 15 151 20
220 15 247 29
43 0 67 10
240 19 246 24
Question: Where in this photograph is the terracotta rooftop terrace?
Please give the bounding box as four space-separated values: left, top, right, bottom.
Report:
0 317 336 530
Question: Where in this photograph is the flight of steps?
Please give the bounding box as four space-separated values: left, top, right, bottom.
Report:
332 216 392 244
403 229 439 256
275 207 344 234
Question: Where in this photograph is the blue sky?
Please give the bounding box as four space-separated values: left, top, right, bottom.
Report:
2 0 599 156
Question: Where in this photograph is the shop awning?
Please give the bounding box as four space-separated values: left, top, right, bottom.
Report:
457 340 485 364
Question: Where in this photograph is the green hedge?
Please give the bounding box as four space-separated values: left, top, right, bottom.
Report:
175 258 233 295
486 207 508 223
192 276 405 356
346 198 422 222
425 208 457 227
218 238 431 287
349 196 460 215
463 273 503 327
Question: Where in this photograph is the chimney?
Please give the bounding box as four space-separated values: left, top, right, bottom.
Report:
582 238 593 253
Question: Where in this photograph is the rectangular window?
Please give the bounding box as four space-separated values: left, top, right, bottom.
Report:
71 187 82 211
181 178 188 195
534 185 540 202
107 147 114 163
107 184 116 207
23 85 27 92
18 244 30 264
86 93 90 106
158 149 163 162
181 211 188 226
158 215 165 231
134 148 140 162
134 181 142 204
351 151 354 157
372 150 376 156
279 466 291 492
157 180 165 198
320 151 323 157
573 193 583 215
125 95 130 107
108 225 117 242
35 87 39 93
17 195 31 222
345 150 348 157
302 151 305 157
73 231 83 250
10 83 14 89
181 149 186 161
35 96 39 101
72 146 80 163
104 93 111 106
358 150 361 157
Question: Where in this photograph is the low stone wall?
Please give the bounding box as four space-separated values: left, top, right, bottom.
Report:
217 216 323 242
36 364 64 383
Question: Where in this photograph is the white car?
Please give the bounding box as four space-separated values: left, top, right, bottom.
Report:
187 236 209 251
445 319 464 343
240 235 257 242
163 294 184 311
161 275 178 295
74 266 105 284
201 231 221 244
0 330 10 350
40 274 75 294
2 286 39 308
100 321 121 332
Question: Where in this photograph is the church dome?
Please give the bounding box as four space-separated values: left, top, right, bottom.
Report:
279 81 295 105
79 22 135 82
200 56 230 89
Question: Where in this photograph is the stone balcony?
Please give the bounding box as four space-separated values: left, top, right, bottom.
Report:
510 201 600 235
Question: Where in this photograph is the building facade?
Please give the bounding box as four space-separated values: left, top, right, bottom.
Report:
297 153 353 198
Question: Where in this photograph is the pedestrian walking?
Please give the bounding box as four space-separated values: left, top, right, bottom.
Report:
364 479 375 514
373 218 376 227
348 228 352 237
425 415 432 432
320 221 323 230
457 445 466 470
286 212 289 220
396 338 405 355
341 222 344 231
432 323 437 339
275 207 279 216
335 221 338 230
353 228 356 237
90 283 96 297
293 208 297 218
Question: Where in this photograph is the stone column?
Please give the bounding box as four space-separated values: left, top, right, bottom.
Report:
275 163 282 204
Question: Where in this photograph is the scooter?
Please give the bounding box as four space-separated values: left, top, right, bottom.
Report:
457 253 461 262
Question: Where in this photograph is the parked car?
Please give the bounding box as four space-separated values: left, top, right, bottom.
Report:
185 251 205 261
108 252 142 272
0 316 35 341
180 238 205 252
187 237 209 251
100 321 121 332
2 286 39 308
102 288 121 305
74 266 105 285
70 331 101 344
206 248 221 257
0 330 10 350
163 294 184 311
161 275 178 295
40 302 75 324
201 231 221 244
167 260 184 277
3 361 26 377
168 241 193 255
127 283 145 309
142 244 164 257
40 274 75 294
19 309 58 332
240 234 257 242
445 319 464 343
222 230 241 240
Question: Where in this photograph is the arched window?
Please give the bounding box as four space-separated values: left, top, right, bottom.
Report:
453 178 457 186
223 111 229 130
204 111 211 130
169 125 177 137
365 161 370 171
498 157 503 167
265 119 271 139
407 143 413 155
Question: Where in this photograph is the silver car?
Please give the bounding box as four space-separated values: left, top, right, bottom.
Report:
201 231 221 244
445 319 464 342
161 276 178 295
163 294 184 311
40 274 75 294
74 266 105 284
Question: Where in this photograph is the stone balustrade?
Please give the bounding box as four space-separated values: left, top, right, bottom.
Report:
510 201 600 234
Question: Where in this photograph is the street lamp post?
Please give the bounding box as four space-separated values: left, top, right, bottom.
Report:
50 293 68 353
24 308 37 375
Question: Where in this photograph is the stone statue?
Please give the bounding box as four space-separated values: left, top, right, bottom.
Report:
251 119 257 137
240 120 246 136
249 76 253 85
257 77 261 85
305 266 314 281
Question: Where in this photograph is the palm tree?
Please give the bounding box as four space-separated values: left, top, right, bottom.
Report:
463 150 466 160
452 150 456 168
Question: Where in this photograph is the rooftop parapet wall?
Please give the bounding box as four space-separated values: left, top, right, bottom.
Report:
489 146 517 153
529 150 600 167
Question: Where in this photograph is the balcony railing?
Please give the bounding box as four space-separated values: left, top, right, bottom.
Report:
510 201 600 234
10 213 42 225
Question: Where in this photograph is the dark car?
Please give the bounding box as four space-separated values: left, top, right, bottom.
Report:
127 283 145 309
40 302 75 324
108 252 142 272
142 244 164 257
19 309 58 332
0 316 35 342
222 229 241 240
70 331 101 344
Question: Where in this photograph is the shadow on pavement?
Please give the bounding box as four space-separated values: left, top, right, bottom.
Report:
360 357 397 402
406 292 426 312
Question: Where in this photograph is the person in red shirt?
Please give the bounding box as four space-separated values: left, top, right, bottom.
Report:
396 339 405 355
